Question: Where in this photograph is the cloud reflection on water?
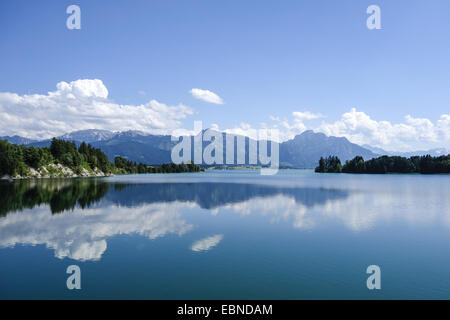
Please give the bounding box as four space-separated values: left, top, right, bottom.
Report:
1 176 449 261
191 234 224 252
0 202 193 261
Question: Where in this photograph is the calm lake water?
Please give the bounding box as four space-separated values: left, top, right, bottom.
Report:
0 169 449 299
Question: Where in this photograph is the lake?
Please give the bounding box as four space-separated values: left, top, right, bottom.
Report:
0 169 449 299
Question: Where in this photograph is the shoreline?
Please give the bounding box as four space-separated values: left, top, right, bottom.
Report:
1 163 112 181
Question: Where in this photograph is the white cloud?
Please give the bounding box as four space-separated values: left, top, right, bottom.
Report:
0 202 194 261
223 122 259 140
181 107 450 151
272 111 323 140
317 108 450 151
2 79 449 152
1 180 449 261
292 111 323 121
223 195 314 229
223 111 322 142
0 79 194 140
190 88 224 105
218 183 450 232
228 109 450 151
190 234 223 252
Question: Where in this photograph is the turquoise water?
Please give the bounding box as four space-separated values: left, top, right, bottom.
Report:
0 169 449 299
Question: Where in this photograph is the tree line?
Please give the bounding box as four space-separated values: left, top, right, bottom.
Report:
0 179 111 216
315 154 450 174
0 138 203 177
114 156 204 174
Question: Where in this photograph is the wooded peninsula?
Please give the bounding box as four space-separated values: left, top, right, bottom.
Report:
0 138 203 179
315 154 450 174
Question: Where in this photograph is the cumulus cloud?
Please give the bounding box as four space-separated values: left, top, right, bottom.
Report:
190 88 224 105
266 111 323 141
223 122 259 140
190 234 223 252
0 202 194 261
222 111 322 142
0 79 194 140
1 180 449 261
292 111 323 121
218 181 450 231
224 109 450 151
223 195 314 229
317 108 450 151
2 79 449 152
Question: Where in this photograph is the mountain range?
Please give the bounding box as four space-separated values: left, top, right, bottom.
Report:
362 144 449 158
0 135 38 145
1 129 446 168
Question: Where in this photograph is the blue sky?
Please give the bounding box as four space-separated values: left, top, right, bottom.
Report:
0 0 449 151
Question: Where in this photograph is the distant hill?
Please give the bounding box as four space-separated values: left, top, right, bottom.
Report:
362 144 449 158
59 129 116 143
0 135 37 145
91 129 379 168
91 132 173 165
21 130 172 165
4 129 385 168
279 130 378 168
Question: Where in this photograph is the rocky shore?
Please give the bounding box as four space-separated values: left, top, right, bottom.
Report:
0 163 112 180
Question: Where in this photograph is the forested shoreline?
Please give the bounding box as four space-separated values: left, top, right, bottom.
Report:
0 138 203 179
315 154 450 174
